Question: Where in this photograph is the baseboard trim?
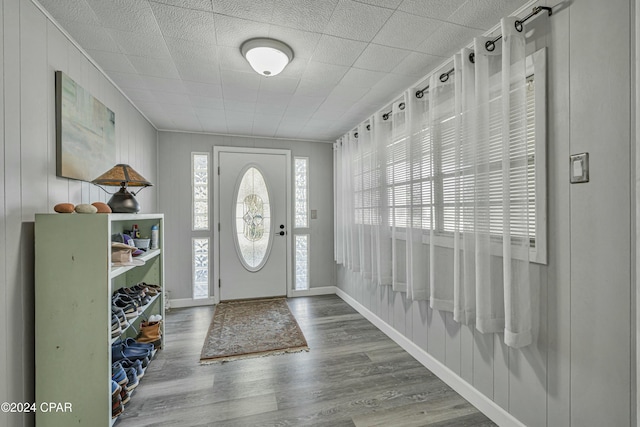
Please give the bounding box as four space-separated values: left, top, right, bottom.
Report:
169 297 215 309
290 286 337 297
335 288 525 427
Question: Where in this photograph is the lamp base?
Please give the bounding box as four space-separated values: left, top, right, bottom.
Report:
108 187 140 213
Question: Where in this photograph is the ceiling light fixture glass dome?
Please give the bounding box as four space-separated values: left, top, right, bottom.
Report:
241 38 294 77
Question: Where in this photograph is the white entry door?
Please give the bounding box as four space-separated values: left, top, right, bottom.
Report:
217 149 290 301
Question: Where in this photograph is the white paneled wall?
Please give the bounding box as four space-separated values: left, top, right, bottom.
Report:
337 0 634 426
0 1 158 426
157 132 334 303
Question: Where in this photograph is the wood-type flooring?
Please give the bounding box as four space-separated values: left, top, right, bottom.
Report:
117 295 496 427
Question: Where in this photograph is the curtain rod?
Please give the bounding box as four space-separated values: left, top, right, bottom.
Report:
382 102 405 120
414 6 552 99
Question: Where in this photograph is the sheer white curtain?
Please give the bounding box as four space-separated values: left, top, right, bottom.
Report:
334 16 533 348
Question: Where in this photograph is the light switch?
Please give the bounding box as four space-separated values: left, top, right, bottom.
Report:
570 153 589 183
311 210 317 219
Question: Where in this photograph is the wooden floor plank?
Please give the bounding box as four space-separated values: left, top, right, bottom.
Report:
117 295 495 427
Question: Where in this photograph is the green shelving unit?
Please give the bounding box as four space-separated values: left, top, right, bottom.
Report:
35 213 164 427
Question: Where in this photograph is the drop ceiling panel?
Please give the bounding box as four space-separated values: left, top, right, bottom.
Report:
323 0 394 42
149 2 217 45
352 44 411 72
372 11 442 50
84 0 160 34
311 35 368 67
152 0 214 12
398 0 467 20
40 0 534 141
57 20 120 52
270 0 339 33
109 30 172 58
211 0 274 23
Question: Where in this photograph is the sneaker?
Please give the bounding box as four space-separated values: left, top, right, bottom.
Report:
124 367 139 391
111 315 122 338
112 362 128 386
111 380 123 418
123 337 155 352
120 358 144 379
120 386 130 406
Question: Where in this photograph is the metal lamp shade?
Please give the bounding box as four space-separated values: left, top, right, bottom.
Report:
91 164 152 213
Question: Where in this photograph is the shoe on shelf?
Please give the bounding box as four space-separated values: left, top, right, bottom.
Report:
148 314 162 323
112 296 138 319
112 306 130 329
112 344 151 365
120 358 144 379
137 321 162 349
124 367 139 391
111 315 122 338
120 385 130 406
123 337 155 352
112 362 128 387
111 380 123 419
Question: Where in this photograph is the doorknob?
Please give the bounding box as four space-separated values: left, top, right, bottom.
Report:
279 224 285 229
279 230 286 236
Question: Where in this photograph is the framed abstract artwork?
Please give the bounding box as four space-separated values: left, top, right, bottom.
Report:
55 71 115 181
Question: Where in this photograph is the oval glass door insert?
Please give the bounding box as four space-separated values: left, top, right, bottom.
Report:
234 166 272 271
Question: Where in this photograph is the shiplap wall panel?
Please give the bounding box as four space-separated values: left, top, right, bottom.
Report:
460 326 473 384
1 3 158 424
427 305 446 364
444 313 461 375
570 0 631 425
0 0 6 418
412 300 428 351
543 0 571 425
46 21 70 207
492 338 509 411
4 0 25 418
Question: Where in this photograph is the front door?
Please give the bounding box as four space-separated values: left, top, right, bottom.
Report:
217 148 290 301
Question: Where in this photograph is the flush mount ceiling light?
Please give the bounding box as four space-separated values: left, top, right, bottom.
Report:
241 38 294 77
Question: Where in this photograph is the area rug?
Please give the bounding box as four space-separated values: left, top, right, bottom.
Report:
200 298 309 364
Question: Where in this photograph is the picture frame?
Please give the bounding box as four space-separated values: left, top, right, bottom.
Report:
55 70 115 182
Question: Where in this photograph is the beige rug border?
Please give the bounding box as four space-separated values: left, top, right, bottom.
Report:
199 297 309 364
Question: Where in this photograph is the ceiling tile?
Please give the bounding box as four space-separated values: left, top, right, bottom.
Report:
254 102 288 115
287 95 325 111
352 44 410 72
128 56 181 79
199 117 228 133
217 46 249 74
150 0 214 11
194 107 224 118
86 50 137 74
109 30 171 58
222 85 260 102
300 62 349 85
214 14 270 48
176 62 221 85
355 0 403 8
256 91 292 106
37 0 99 25
212 0 274 23
372 10 442 50
447 0 529 30
258 76 300 94
165 37 217 64
57 20 121 53
108 72 149 89
84 0 160 34
325 85 370 104
121 88 157 103
267 26 322 60
323 0 394 42
294 79 334 97
221 70 262 90
311 35 367 67
416 22 482 57
142 76 187 93
270 0 339 33
150 2 217 45
398 0 466 20
152 91 193 106
340 68 387 88
190 95 225 109
224 99 256 113
390 51 442 77
183 81 223 97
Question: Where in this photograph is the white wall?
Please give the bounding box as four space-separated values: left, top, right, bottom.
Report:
0 1 158 426
337 0 634 426
157 131 334 302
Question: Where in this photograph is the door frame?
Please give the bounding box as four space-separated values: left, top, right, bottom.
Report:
213 146 292 304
